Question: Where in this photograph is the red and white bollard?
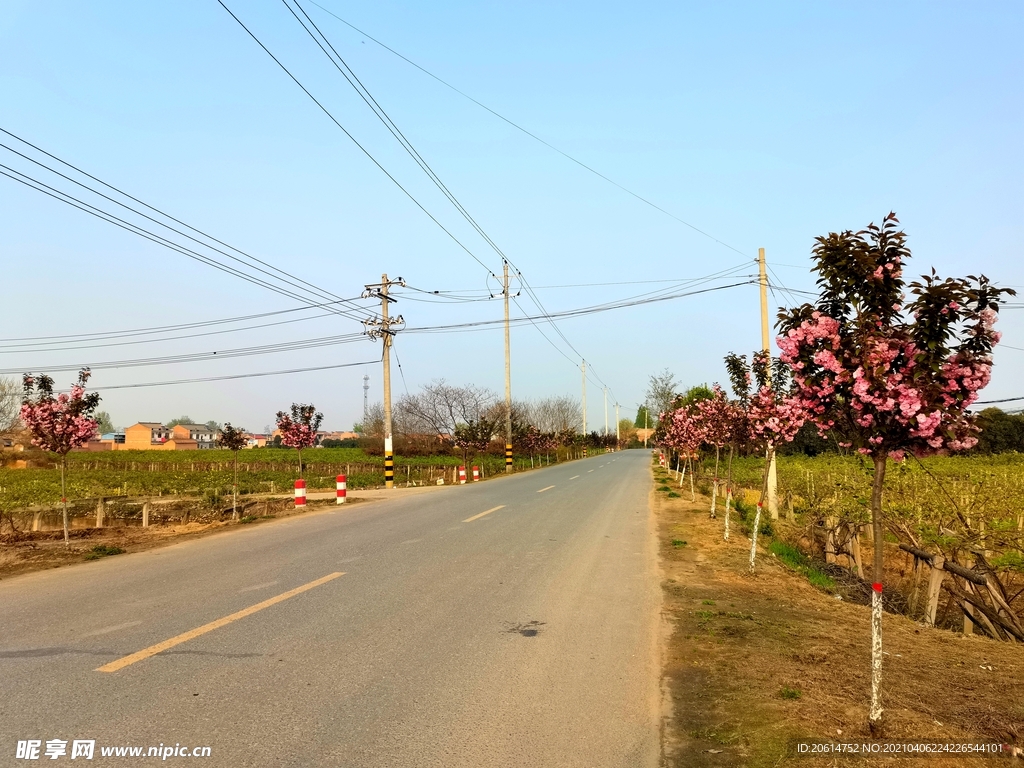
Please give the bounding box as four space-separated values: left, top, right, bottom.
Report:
472 466 480 482
294 479 306 507
659 453 665 466
458 466 467 484
336 474 347 504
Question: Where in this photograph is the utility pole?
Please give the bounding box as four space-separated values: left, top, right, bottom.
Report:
758 247 780 519
615 402 620 444
362 274 405 490
603 387 608 437
581 360 587 436
502 261 513 473
644 407 648 448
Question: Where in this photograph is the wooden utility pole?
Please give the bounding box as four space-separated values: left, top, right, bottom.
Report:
758 247 780 519
503 261 513 473
363 274 405 490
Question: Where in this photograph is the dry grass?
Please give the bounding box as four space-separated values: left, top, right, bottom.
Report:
654 464 1023 767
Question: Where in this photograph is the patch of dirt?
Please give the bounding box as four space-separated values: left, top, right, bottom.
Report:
653 465 1023 767
0 497 361 581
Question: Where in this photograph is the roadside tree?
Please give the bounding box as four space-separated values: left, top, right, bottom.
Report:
216 423 248 519
776 212 1014 732
276 404 323 478
693 384 737 518
20 369 100 545
725 351 806 569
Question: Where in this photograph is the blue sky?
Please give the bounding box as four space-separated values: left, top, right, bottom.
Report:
2 0 1022 432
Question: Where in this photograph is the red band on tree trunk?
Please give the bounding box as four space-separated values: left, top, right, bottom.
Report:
872 582 883 593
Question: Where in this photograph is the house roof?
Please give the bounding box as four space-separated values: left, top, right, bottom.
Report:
133 422 165 429
177 424 214 432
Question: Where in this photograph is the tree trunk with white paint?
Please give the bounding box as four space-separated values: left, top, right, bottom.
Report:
60 456 69 546
232 452 239 521
710 446 720 519
748 447 774 572
868 454 888 735
724 445 734 541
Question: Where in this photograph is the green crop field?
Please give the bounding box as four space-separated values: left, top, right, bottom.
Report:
0 446 595 511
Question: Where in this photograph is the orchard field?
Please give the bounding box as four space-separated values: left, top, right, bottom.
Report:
0 445 589 513
701 451 1024 641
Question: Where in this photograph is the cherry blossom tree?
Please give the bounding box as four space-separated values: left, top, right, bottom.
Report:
663 402 706 501
216 423 248 520
20 369 100 545
276 404 323 478
725 351 806 570
693 385 737 518
776 213 1013 734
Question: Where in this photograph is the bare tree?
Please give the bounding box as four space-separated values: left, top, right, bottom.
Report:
525 395 582 434
0 376 21 438
398 380 496 438
646 368 679 423
361 401 386 438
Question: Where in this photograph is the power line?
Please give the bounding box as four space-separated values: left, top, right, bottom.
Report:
974 395 1024 404
89 357 380 391
285 0 506 276
0 128 367 320
0 301 356 347
14 278 753 377
0 163 369 324
405 279 755 334
3 332 370 375
308 0 753 259
215 0 496 275
0 302 361 354
282 0 656 397
263 0 746 404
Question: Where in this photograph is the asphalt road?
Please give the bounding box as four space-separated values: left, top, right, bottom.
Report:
0 450 661 767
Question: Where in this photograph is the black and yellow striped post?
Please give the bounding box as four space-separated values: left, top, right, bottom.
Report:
384 451 394 489
505 443 513 472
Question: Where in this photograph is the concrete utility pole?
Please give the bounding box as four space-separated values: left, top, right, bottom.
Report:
502 261 513 473
581 360 587 436
362 274 405 490
758 247 780 519
603 387 608 437
615 402 620 443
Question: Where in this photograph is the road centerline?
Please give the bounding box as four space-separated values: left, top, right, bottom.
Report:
569 475 579 480
95 572 346 673
462 505 505 523
537 485 555 493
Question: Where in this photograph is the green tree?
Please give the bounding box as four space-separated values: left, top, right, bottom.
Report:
634 405 651 429
645 369 678 423
94 411 116 435
165 415 194 428
973 408 1024 453
681 384 714 406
